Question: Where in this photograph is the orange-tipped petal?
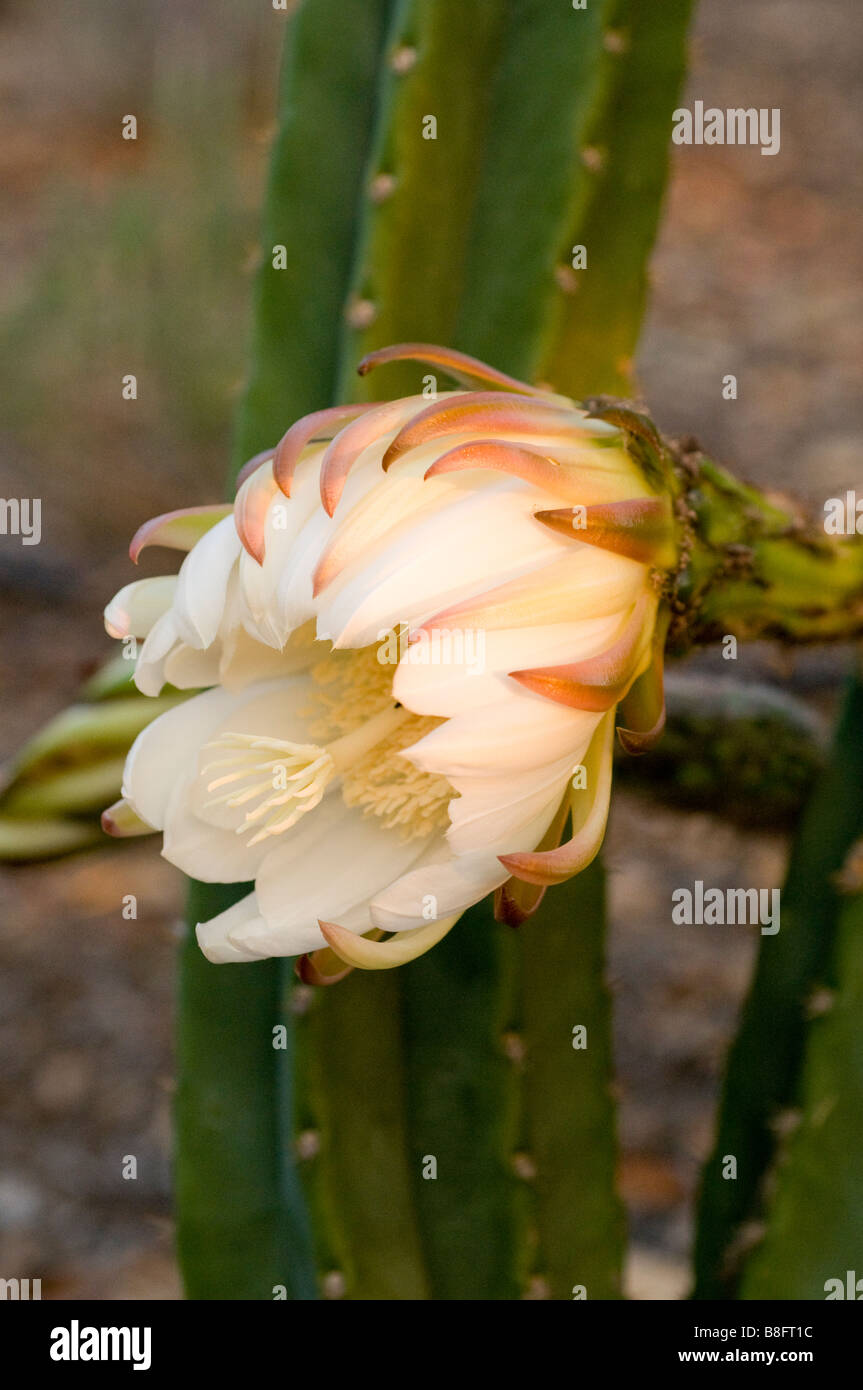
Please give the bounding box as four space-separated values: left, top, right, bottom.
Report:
534 497 675 566
494 792 570 926
382 393 576 470
416 555 645 634
129 505 232 564
235 449 275 490
509 594 654 712
101 798 154 838
234 462 279 564
357 342 546 396
272 404 377 497
617 608 670 754
318 914 459 970
424 439 592 504
319 398 417 516
499 712 615 887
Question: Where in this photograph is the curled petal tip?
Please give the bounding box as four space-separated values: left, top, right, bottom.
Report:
294 948 356 987
318 914 458 970
616 709 666 755
129 504 232 564
533 497 675 566
509 594 654 712
616 608 670 754
234 466 278 565
272 404 378 497
357 342 546 396
493 793 570 920
101 799 153 838
494 880 548 928
383 393 574 470
500 713 616 887
319 399 416 517
424 440 580 502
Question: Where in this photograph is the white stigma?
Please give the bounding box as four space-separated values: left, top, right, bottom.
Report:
199 705 409 847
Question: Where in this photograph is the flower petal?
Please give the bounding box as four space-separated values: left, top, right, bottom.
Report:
196 893 272 963
533 496 675 566
122 684 247 829
129 505 232 564
319 913 459 970
173 516 242 649
369 847 507 932
509 594 655 712
357 342 547 396
319 396 422 516
494 792 570 926
272 404 378 497
105 576 177 639
419 549 645 633
101 798 156 838
382 392 579 470
231 801 435 956
616 607 669 753
499 710 615 886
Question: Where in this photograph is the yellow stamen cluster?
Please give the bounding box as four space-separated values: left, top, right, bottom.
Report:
199 639 455 848
341 713 454 840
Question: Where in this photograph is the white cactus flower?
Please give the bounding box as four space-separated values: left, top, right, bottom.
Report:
103 345 674 979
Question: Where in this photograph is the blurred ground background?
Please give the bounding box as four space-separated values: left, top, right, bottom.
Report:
0 0 860 1299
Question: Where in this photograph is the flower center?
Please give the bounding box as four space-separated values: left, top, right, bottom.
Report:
199 704 410 847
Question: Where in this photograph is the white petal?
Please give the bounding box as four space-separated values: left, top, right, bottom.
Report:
163 642 222 689
173 516 242 649
133 611 180 695
122 684 247 829
161 776 277 882
196 893 272 963
217 624 318 690
318 477 570 649
230 800 434 956
445 752 581 855
403 690 598 777
105 576 177 639
369 847 507 932
392 614 624 717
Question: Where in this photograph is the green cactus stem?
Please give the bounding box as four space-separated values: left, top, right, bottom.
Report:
693 671 863 1299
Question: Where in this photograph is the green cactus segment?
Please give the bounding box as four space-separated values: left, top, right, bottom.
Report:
401 906 524 1300
336 0 508 403
176 883 316 1301
617 675 826 830
0 692 190 860
294 970 430 1299
537 0 693 398
693 673 863 1299
232 0 395 468
0 815 103 860
739 887 863 1299
177 0 396 1299
2 758 128 818
516 860 626 1299
3 695 186 785
80 654 147 701
676 453 863 646
456 0 617 381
